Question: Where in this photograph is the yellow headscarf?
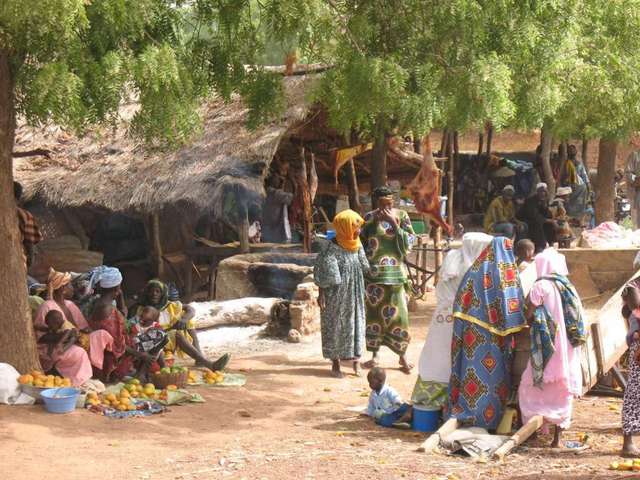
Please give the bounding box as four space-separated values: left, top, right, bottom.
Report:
333 209 364 252
47 267 71 298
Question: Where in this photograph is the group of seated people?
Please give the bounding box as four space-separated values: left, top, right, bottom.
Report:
28 267 231 387
484 182 577 252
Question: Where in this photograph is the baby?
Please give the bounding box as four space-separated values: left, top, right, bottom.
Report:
515 239 535 273
36 310 78 356
129 306 167 380
366 367 412 427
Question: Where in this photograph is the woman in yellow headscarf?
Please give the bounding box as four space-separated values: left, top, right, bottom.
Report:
314 209 370 377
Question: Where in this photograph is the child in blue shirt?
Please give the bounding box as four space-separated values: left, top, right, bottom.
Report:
366 367 412 427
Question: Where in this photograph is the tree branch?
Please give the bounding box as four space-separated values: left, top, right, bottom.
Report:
12 148 51 159
323 0 364 55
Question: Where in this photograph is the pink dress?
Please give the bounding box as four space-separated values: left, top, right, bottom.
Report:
34 300 114 386
518 250 582 430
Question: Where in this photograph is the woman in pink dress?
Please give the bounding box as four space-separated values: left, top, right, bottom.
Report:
33 269 94 386
518 249 585 447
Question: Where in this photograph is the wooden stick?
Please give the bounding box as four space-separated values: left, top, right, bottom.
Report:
346 158 362 214
493 415 543 461
151 213 165 278
418 417 459 453
486 122 493 157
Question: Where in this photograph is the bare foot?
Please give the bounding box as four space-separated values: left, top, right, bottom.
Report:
621 446 640 458
399 356 413 375
551 426 562 448
362 359 378 369
331 360 344 378
353 361 361 377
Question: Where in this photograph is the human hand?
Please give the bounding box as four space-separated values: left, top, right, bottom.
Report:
174 319 188 331
376 208 398 229
318 290 326 311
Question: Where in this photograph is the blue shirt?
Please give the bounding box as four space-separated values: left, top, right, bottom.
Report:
367 384 403 419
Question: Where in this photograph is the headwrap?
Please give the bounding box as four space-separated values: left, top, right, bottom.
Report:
556 186 572 196
142 279 169 310
47 268 72 298
372 186 395 199
89 266 122 290
332 209 365 252
536 182 548 191
502 185 515 195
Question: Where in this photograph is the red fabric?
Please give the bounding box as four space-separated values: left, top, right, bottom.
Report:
90 306 133 382
407 157 452 235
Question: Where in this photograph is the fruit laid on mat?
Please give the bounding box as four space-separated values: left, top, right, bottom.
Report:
203 369 225 385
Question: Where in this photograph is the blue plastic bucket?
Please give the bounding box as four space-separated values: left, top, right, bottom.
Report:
412 405 441 432
41 387 79 414
326 230 336 240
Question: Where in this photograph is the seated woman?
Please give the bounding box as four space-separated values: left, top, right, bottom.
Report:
133 280 230 371
33 269 94 386
88 268 137 383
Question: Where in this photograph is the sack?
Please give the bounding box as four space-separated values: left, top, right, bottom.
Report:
0 363 36 405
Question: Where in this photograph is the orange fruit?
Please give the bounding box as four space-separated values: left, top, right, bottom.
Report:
18 374 33 385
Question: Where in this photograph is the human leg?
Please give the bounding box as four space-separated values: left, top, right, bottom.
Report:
187 329 202 353
331 359 343 378
492 222 515 238
376 403 412 428
174 332 230 371
551 425 563 448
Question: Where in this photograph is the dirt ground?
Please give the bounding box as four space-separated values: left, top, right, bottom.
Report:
0 299 631 480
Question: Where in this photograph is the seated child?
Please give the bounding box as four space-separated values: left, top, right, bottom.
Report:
36 310 78 357
129 306 167 380
515 239 535 272
366 367 412 427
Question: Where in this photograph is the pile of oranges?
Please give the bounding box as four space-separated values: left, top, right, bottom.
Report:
18 371 71 388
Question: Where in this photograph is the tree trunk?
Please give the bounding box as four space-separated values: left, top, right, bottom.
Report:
346 159 362 214
595 138 617 224
371 131 387 202
540 122 556 197
485 123 493 157
0 50 40 372
477 131 484 157
440 128 449 156
451 131 458 218
582 137 589 167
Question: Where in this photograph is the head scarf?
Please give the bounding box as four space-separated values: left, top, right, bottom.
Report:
556 186 572 196
333 209 365 252
452 237 526 336
142 279 169 310
47 268 72 298
502 185 515 194
536 182 548 191
89 266 122 290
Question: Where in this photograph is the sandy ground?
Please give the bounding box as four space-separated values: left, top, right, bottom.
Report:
0 299 630 480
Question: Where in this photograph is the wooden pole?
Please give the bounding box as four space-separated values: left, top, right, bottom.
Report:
433 225 443 285
440 128 449 156
582 136 589 167
493 415 544 461
346 158 362 214
151 212 165 278
418 417 459 453
239 207 250 253
449 131 458 224
478 131 484 157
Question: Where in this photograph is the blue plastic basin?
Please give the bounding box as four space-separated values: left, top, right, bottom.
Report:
40 387 79 414
412 405 441 432
326 230 336 240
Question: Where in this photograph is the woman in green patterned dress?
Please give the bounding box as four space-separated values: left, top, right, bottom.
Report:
361 186 415 374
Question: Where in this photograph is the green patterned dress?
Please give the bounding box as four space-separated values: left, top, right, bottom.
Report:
361 209 415 355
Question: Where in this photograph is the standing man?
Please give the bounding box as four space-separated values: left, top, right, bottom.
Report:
483 185 527 239
561 144 592 224
261 172 294 243
14 181 42 268
361 186 415 374
626 137 640 229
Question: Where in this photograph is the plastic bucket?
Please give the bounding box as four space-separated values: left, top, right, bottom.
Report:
412 405 441 432
326 230 336 240
41 388 79 414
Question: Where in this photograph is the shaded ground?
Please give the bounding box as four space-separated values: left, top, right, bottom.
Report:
0 299 629 480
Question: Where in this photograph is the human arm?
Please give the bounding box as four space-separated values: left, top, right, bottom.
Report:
115 286 127 318
267 187 294 206
366 392 384 419
313 246 342 290
174 303 195 330
60 329 78 352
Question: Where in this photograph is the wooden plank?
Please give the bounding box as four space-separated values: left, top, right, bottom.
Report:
591 322 605 376
418 418 459 453
493 415 543 461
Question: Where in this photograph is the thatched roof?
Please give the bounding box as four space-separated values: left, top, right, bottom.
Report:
13 74 317 215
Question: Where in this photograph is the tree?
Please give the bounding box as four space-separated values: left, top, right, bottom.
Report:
0 0 290 371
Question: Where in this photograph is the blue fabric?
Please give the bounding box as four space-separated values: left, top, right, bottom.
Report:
542 274 586 347
376 403 411 427
530 305 557 388
492 222 514 238
448 237 526 430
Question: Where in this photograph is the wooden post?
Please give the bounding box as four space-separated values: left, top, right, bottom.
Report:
433 226 443 285
485 123 493 157
595 138 618 224
478 131 484 157
449 131 458 224
346 159 362 214
151 213 165 278
239 207 250 253
418 417 459 453
440 128 449 156
493 415 544 461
